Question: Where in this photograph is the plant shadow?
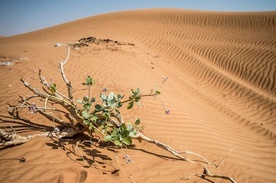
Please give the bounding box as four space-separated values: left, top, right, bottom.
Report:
45 133 119 175
0 112 118 175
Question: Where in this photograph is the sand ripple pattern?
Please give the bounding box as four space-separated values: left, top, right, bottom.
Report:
1 9 276 183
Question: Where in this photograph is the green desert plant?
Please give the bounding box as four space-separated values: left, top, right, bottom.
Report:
0 46 236 183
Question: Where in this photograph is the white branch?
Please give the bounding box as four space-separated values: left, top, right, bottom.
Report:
0 127 82 146
59 47 74 101
133 132 210 164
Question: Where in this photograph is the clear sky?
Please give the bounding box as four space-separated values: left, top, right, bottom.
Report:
0 0 276 36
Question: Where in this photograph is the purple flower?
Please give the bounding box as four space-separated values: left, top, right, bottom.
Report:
28 103 37 114
123 154 133 164
162 77 168 82
102 87 109 92
165 109 170 114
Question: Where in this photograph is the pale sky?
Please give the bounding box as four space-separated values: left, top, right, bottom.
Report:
0 0 276 36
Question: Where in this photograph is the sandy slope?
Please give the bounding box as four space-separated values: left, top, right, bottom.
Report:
0 9 275 183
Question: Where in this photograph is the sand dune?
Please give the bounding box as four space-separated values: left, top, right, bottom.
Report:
0 9 276 183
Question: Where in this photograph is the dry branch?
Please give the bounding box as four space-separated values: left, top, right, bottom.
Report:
0 127 82 146
133 132 210 164
59 47 74 102
195 165 237 183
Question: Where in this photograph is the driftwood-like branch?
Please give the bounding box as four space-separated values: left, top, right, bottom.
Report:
133 132 210 164
59 47 74 102
0 127 82 146
0 128 49 146
106 113 210 164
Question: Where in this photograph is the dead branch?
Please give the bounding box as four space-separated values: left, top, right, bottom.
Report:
0 128 49 146
21 78 83 127
38 69 72 103
0 126 82 146
59 47 74 102
194 165 237 183
133 132 210 164
106 113 210 164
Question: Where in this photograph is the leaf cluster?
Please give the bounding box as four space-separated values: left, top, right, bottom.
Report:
77 76 142 147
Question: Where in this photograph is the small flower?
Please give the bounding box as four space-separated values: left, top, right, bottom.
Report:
165 109 170 114
126 159 133 164
123 154 133 164
102 87 109 92
123 154 130 159
162 77 168 82
28 103 37 114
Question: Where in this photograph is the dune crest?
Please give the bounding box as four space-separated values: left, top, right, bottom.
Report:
0 9 276 183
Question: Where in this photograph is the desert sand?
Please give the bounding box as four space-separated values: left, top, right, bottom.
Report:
0 9 275 183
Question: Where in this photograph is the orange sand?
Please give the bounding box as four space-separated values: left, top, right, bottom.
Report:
0 9 275 183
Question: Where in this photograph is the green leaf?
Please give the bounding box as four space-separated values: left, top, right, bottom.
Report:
120 130 130 138
126 123 134 131
108 92 115 101
95 104 102 111
155 91 161 95
120 123 127 132
90 115 98 122
127 101 134 109
77 99 83 104
83 76 93 86
83 96 89 103
117 94 124 100
134 96 141 102
89 123 93 131
83 103 91 110
107 122 114 127
122 137 132 146
129 129 137 137
104 135 112 141
135 88 140 95
50 83 57 94
103 111 111 118
135 118 140 125
90 97 96 103
82 110 90 119
114 140 122 146
111 129 119 138
100 93 107 100
83 119 90 125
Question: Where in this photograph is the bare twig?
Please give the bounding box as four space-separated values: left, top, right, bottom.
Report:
21 78 83 126
194 165 237 183
133 132 210 164
59 47 74 102
38 69 75 105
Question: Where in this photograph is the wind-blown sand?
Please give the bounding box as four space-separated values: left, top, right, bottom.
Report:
0 9 275 183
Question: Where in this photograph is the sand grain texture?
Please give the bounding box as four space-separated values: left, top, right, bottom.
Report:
0 9 276 183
